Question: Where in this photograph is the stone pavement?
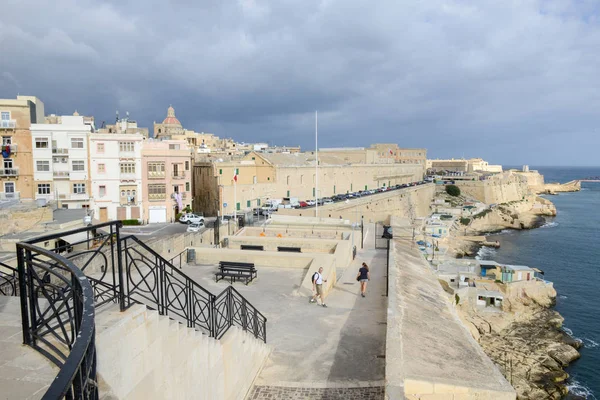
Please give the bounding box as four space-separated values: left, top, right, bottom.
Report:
192 224 387 399
249 385 385 399
0 296 57 400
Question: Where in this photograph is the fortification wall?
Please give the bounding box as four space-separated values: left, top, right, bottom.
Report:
455 175 530 205
96 304 269 400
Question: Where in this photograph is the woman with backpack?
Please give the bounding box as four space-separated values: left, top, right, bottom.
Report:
356 262 370 298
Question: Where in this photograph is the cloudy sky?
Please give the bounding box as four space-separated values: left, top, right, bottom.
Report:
1 0 599 165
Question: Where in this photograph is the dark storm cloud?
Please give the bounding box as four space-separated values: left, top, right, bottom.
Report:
1 0 600 165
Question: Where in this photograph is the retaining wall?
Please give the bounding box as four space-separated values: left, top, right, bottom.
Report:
96 304 269 400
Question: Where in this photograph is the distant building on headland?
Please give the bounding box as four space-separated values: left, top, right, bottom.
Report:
426 158 502 174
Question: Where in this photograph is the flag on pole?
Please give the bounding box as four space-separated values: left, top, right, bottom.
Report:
389 149 393 155
233 172 238 182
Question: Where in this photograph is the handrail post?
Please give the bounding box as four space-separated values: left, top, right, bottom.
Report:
253 308 258 338
241 296 247 332
16 245 31 345
115 223 126 311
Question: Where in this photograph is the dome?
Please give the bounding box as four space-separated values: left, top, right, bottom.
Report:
162 105 181 126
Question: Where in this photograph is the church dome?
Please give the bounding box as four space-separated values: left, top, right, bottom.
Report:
162 105 182 126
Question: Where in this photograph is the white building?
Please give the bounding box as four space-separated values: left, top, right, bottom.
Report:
89 133 145 222
30 115 93 208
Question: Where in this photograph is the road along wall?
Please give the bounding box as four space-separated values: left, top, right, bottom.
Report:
385 218 516 400
96 304 269 400
275 184 435 224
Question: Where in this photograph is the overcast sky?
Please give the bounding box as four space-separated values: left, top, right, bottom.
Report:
1 0 599 165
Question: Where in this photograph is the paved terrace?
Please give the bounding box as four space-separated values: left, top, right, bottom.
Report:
181 225 388 400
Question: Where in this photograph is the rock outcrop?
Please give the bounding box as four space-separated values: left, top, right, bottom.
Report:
456 283 580 400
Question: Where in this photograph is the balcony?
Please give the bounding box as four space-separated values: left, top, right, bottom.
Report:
0 168 19 177
52 148 69 155
0 191 19 200
147 172 166 179
172 171 186 179
1 143 17 154
120 173 137 181
53 171 70 179
149 193 166 201
0 120 16 129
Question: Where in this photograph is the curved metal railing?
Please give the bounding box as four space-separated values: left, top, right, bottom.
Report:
16 243 98 400
0 262 18 296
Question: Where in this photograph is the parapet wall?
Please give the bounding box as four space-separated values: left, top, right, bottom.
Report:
96 304 269 400
385 222 516 399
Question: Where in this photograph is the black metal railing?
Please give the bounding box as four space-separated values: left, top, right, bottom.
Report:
0 262 18 296
213 286 267 342
16 242 98 400
121 235 266 342
11 221 267 400
168 248 188 269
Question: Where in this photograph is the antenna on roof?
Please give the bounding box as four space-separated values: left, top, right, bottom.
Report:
116 110 119 123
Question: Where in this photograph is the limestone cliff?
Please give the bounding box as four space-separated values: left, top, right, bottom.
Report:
456 283 580 400
465 196 556 235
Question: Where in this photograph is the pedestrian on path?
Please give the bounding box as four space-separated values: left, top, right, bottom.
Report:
356 262 370 298
310 267 328 308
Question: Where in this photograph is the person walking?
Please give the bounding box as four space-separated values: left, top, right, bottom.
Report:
356 262 370 297
310 267 328 308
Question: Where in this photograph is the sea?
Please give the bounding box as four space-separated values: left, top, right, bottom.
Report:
476 167 600 400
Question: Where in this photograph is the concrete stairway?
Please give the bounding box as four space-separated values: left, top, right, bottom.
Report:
0 296 58 400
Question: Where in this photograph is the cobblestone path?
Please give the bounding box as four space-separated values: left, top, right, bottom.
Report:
248 385 385 400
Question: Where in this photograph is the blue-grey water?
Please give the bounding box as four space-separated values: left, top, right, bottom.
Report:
482 167 600 399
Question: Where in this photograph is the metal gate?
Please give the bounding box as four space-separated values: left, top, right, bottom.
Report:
375 222 392 249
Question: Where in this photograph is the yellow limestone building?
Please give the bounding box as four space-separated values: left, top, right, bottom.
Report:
193 151 425 217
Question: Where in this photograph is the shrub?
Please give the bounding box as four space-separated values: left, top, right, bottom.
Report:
175 212 183 222
460 217 471 225
455 293 460 305
445 184 461 197
122 219 140 226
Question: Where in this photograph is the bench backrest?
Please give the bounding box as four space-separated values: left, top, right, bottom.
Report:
277 246 302 253
240 245 264 251
219 261 255 269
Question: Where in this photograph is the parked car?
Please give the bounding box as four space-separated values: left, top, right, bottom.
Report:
306 200 316 206
324 199 334 205
179 213 205 224
186 221 205 232
298 201 309 208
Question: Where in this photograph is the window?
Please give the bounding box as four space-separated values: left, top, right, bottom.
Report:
219 169 222 175
287 176 290 185
99 185 106 197
1 112 9 121
253 176 257 184
169 144 180 150
236 202 240 211
72 160 85 171
148 162 165 176
37 184 51 195
35 138 49 149
185 161 189 170
301 175 304 184
185 182 190 191
36 160 50 172
120 163 135 174
98 163 105 173
71 138 84 149
287 190 290 197
247 200 251 207
2 136 11 145
4 158 13 169
97 143 105 153
257 199 261 206
148 184 166 200
73 183 86 194
119 141 134 152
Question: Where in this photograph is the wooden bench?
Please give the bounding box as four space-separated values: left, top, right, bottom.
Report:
240 245 264 251
277 246 302 253
215 261 257 285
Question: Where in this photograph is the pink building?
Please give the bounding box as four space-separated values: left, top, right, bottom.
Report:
141 139 192 223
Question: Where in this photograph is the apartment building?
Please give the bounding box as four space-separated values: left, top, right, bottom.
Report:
141 139 193 223
30 115 93 208
193 151 424 216
89 133 145 222
0 95 45 201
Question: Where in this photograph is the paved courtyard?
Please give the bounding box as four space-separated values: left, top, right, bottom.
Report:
181 227 387 399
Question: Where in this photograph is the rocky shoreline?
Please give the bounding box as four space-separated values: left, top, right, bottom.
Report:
448 196 581 399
